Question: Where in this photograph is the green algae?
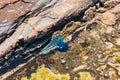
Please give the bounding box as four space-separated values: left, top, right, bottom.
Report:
79 72 88 80
75 72 96 80
21 65 69 80
60 76 68 80
116 56 120 63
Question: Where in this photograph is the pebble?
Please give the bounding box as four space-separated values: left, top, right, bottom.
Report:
65 66 69 70
82 56 88 61
96 68 102 73
104 73 109 78
18 35 23 40
60 59 66 64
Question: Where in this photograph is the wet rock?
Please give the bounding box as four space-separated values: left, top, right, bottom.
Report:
0 1 104 78
0 0 120 79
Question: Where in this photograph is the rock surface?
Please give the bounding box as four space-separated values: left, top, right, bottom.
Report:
0 0 19 9
0 0 120 80
0 0 96 57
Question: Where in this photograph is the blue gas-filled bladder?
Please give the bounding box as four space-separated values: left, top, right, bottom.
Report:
41 34 68 54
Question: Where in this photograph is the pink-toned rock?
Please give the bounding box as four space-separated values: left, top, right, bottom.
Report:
23 0 37 3
97 4 120 26
105 27 115 34
0 0 19 9
110 4 120 13
0 1 32 26
98 12 116 25
0 0 53 43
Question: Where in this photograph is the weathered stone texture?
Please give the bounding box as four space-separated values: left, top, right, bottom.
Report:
0 0 95 57
0 0 19 9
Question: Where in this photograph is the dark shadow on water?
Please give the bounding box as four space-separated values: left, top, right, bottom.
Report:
0 57 31 75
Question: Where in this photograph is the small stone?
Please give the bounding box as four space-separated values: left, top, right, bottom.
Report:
111 34 116 38
82 56 88 61
65 66 69 70
18 35 23 40
96 68 102 73
64 35 72 42
104 73 109 78
60 59 66 64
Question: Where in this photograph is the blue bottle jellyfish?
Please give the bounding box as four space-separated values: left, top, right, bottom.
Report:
41 34 68 54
